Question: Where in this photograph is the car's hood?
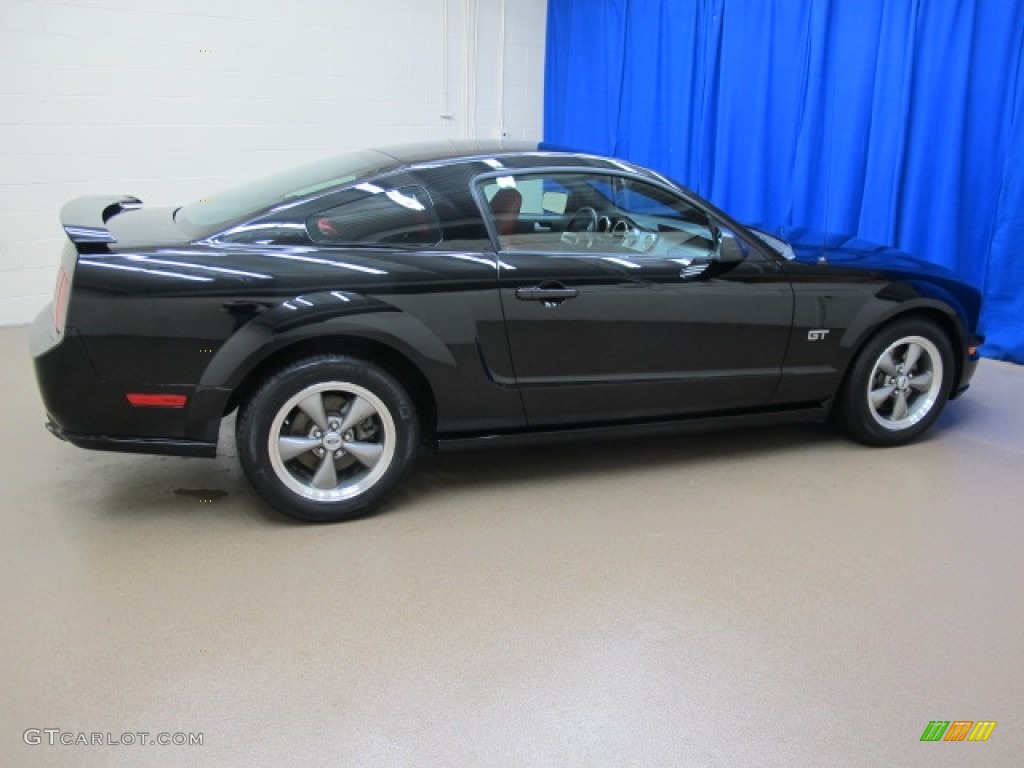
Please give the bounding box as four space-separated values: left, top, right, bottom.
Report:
747 223 964 281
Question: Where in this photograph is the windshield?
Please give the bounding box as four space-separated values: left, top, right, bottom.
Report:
176 149 396 235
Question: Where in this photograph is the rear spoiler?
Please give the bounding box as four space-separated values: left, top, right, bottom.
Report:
60 195 142 244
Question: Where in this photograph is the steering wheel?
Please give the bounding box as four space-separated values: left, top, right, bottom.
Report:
560 206 600 247
566 206 599 233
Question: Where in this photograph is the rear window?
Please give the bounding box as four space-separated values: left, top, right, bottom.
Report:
176 149 395 235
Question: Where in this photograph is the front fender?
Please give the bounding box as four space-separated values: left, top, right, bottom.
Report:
839 276 976 360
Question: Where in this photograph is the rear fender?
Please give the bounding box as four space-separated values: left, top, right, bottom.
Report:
197 290 454 392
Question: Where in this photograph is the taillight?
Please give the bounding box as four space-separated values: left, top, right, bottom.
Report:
52 266 71 334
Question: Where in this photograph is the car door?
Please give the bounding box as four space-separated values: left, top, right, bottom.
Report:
478 171 794 427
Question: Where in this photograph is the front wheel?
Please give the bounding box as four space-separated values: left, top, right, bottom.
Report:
836 318 955 446
237 356 419 522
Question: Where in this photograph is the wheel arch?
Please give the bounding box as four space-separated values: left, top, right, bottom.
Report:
224 335 438 442
837 303 967 406
195 291 452 442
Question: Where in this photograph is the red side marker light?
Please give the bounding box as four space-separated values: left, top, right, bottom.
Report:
53 267 70 333
126 393 188 408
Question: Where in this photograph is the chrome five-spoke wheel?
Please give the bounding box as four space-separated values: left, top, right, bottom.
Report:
269 382 396 502
237 355 419 522
838 318 954 446
866 335 943 431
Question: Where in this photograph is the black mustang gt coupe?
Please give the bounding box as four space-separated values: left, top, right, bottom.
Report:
32 141 983 521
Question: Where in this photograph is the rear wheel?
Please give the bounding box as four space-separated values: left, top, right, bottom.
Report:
837 318 954 446
237 356 419 522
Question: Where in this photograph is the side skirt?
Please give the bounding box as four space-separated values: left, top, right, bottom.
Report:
433 404 830 453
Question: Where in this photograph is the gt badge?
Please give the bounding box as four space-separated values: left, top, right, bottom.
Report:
808 329 830 341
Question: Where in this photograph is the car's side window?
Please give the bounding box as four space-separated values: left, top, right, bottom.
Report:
307 184 441 247
479 172 726 261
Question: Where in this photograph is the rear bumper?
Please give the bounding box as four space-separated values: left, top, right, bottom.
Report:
44 420 216 457
32 307 221 457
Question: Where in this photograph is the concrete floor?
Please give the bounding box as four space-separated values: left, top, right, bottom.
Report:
1 323 1021 767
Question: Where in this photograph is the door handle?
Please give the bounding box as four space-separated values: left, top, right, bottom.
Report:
515 285 579 302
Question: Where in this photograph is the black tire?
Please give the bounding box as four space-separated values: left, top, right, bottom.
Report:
236 355 419 522
836 318 955 446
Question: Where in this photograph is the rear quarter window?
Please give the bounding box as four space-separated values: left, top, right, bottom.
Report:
307 185 441 247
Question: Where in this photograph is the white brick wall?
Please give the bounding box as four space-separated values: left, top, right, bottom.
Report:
0 0 548 324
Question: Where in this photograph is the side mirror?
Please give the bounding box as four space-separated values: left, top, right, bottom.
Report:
712 223 749 264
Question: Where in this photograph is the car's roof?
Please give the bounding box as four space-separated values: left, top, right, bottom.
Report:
372 140 538 165
368 140 654 176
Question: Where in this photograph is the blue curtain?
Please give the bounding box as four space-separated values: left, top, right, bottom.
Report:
544 0 1024 362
